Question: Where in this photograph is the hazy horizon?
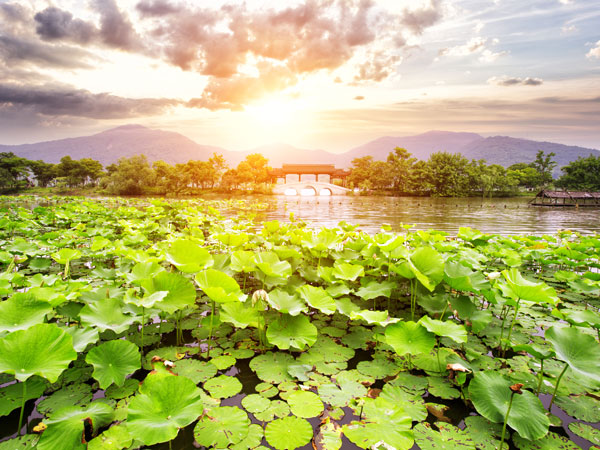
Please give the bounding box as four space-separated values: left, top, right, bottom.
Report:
1 1 599 151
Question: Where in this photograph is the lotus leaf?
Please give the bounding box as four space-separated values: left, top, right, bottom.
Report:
0 435 38 450
85 340 141 389
51 248 81 265
297 285 336 314
386 321 436 356
0 323 76 383
287 390 324 418
350 309 399 326
354 280 395 300
408 247 445 291
126 261 164 283
255 252 292 278
231 423 264 450
469 371 549 441
255 381 278 398
356 358 400 379
266 289 307 316
499 268 559 305
87 424 133 450
204 374 242 398
166 239 213 272
250 352 295 384
554 395 600 422
0 293 52 333
194 406 250 447
463 416 504 450
0 376 46 416
568 423 600 446
413 422 476 450
62 326 99 352
419 316 468 344
105 378 139 399
327 283 351 298
144 271 197 314
37 383 93 415
37 401 114 450
512 431 582 450
266 314 318 350
195 269 244 303
265 416 313 450
220 301 260 328
230 250 256 272
332 262 364 281
444 261 488 293
242 393 271 413
254 399 290 422
318 383 354 408
127 372 204 446
79 298 136 334
546 326 600 383
427 376 460 399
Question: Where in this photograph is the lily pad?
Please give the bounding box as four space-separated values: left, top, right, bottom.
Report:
513 431 583 449
195 269 244 303
87 424 133 450
385 321 435 356
37 383 93 415
419 316 468 344
231 423 264 450
85 340 141 389
204 374 242 398
464 416 504 450
266 314 318 351
105 378 139 400
298 285 336 314
0 293 52 333
194 406 250 448
79 298 136 334
414 422 476 450
172 359 217 384
250 352 295 384
254 399 290 422
166 239 213 273
568 422 600 446
242 393 271 414
0 376 47 416
287 390 324 418
265 416 313 450
546 326 600 383
266 289 307 316
554 395 600 422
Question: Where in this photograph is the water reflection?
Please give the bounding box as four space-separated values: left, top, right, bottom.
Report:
230 195 600 236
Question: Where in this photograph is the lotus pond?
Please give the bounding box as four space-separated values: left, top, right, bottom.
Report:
1 195 600 450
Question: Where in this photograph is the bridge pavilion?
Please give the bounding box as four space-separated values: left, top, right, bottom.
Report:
269 164 350 186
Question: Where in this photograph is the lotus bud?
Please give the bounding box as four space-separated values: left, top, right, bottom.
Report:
252 289 269 309
509 383 524 394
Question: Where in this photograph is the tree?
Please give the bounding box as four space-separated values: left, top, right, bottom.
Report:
556 155 600 191
102 155 153 195
0 152 31 190
387 147 416 193
507 163 541 190
208 153 227 188
29 160 57 187
421 152 471 196
348 156 374 190
530 150 556 187
236 154 270 187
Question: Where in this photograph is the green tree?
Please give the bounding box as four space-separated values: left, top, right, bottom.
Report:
0 152 31 190
209 153 228 188
29 160 57 187
348 156 374 190
236 153 270 188
421 152 472 196
556 155 600 191
103 155 154 195
387 147 416 193
507 163 541 190
530 150 556 187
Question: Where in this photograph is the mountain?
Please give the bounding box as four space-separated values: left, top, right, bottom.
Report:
0 124 228 166
2 125 598 173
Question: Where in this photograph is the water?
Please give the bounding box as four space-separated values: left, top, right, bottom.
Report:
217 194 600 236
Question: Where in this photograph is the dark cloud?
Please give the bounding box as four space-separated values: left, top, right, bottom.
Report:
0 83 178 119
401 0 443 35
135 0 178 17
34 7 96 44
354 52 401 82
488 76 543 86
0 35 94 69
95 0 143 51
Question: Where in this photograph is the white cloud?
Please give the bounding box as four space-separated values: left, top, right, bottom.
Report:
586 40 600 60
558 0 573 4
488 76 543 86
479 49 509 62
561 24 577 34
438 36 508 62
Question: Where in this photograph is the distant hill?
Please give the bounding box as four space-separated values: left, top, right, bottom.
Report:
2 125 598 174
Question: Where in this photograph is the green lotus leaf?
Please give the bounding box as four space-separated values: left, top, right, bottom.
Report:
356 358 400 379
194 406 250 447
546 326 600 382
314 419 342 450
408 247 445 291
354 280 395 300
327 283 351 298
204 374 242 398
414 422 476 450
267 289 308 316
37 401 114 450
332 262 364 281
87 424 133 450
144 271 197 314
318 383 354 408
265 416 313 450
427 376 460 399
220 301 260 328
444 261 489 293
126 261 165 284
499 268 559 305
0 323 76 383
335 297 361 316
419 316 468 344
79 298 136 334
385 321 436 356
61 326 99 352
0 435 38 450
255 252 292 278
469 371 549 441
85 340 141 389
555 395 600 422
127 372 204 446
389 372 429 394
297 285 336 314
51 248 81 265
231 423 264 450
37 383 93 415
195 269 244 303
230 250 257 273
568 422 600 446
287 390 324 418
566 309 600 329
171 359 217 385
241 393 271 414
463 416 504 450
250 352 295 384
350 309 399 326
254 398 290 421
379 385 427 422
0 292 52 333
266 314 318 351
105 378 139 400
166 239 213 273
512 431 582 450
0 376 47 416
511 343 554 360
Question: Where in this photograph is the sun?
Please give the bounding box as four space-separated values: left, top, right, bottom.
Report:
245 98 297 127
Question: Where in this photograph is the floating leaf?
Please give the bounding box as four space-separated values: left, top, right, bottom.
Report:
87 424 133 450
287 390 324 418
512 431 582 450
0 293 52 333
144 271 197 314
265 416 313 450
414 422 476 450
314 420 342 450
499 268 559 305
0 376 47 416
166 239 213 273
194 406 250 448
79 298 136 334
241 393 271 414
568 422 600 446
332 262 364 281
204 375 242 399
298 285 336 314
354 280 395 300
555 395 600 422
85 340 141 389
546 326 600 383
266 314 318 351
419 316 468 344
250 352 295 384
386 321 435 356
267 289 307 316
195 269 244 303
127 373 204 446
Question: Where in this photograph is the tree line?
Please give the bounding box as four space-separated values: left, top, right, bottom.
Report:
1 148 599 196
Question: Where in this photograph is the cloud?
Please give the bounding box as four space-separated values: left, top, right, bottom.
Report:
401 0 443 35
488 76 543 86
587 40 600 60
354 95 365 100
34 7 96 44
479 48 509 62
95 0 143 51
0 35 94 69
438 36 508 63
561 24 577 34
135 0 179 17
353 52 402 82
0 83 178 119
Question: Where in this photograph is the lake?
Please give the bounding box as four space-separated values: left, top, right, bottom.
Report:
216 194 600 236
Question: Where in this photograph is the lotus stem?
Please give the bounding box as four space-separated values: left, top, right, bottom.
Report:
440 300 449 320
504 299 521 355
64 261 70 279
499 305 508 349
410 280 417 321
176 310 183 346
548 363 568 411
140 306 145 354
207 300 215 358
18 381 26 436
499 390 516 450
535 359 544 396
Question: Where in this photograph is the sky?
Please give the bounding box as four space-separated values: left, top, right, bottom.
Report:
0 0 599 152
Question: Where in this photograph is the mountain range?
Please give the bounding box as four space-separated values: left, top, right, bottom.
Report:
2 125 598 175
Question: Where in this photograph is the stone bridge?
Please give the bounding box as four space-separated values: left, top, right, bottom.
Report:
272 181 351 196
